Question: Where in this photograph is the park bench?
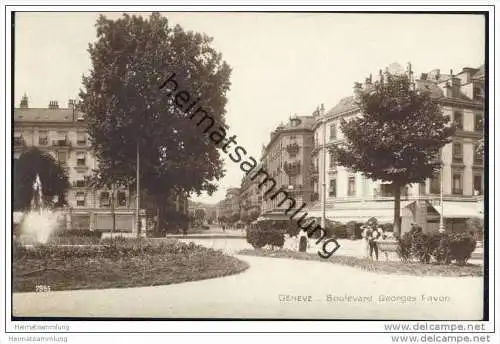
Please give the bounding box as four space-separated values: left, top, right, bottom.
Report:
377 239 400 261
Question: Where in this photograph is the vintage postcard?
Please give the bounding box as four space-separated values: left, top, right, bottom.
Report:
6 7 492 338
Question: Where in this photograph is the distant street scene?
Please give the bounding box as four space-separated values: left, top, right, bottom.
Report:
12 11 485 320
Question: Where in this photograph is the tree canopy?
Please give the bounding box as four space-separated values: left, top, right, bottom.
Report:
331 71 454 234
80 13 232 199
13 148 70 210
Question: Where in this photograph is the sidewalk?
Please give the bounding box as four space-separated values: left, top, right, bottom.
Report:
165 227 245 239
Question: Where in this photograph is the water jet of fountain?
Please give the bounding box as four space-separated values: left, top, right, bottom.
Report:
20 174 60 244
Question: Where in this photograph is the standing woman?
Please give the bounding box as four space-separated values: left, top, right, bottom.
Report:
361 225 371 258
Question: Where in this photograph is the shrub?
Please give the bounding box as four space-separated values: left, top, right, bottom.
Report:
265 229 285 248
381 223 394 232
346 221 363 239
466 217 484 241
397 228 476 265
246 227 284 249
286 224 301 237
332 222 348 239
449 232 477 265
246 227 266 248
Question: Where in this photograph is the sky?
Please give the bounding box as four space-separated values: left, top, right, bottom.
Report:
14 12 485 204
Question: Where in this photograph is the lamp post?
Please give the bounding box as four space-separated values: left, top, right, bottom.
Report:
321 119 327 229
438 162 445 233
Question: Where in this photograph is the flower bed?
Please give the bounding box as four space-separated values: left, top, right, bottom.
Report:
13 238 249 292
238 249 483 277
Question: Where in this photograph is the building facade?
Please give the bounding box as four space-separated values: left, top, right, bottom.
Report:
259 114 315 217
13 96 188 233
309 63 484 234
239 173 262 222
216 187 241 222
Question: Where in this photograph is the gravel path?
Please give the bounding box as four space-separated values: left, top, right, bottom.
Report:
13 245 482 319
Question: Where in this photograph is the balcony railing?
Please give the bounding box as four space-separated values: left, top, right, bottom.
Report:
72 180 87 188
286 143 300 157
52 139 71 147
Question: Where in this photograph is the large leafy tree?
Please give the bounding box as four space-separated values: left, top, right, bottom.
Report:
331 71 454 235
13 148 70 210
80 13 232 219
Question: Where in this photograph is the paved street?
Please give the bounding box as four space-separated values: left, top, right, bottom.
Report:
13 238 483 319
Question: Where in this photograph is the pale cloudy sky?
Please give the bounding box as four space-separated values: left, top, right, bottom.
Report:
14 12 485 204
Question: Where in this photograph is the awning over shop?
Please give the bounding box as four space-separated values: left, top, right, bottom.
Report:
431 201 483 219
307 201 414 223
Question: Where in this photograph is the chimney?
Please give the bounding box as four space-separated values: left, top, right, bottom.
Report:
364 74 373 88
19 93 28 108
48 100 59 109
449 70 461 98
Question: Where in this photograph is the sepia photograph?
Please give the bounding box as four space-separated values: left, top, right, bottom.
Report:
7 7 490 328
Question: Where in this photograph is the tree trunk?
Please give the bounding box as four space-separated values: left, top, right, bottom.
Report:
393 182 401 236
111 184 116 236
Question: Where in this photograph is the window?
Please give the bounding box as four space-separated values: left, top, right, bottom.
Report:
57 151 67 164
430 172 441 194
14 131 23 145
76 192 85 207
348 176 356 196
380 184 394 197
453 111 464 130
289 135 296 140
473 86 483 101
452 142 463 163
288 175 297 186
329 123 337 140
329 152 336 168
56 131 67 145
452 173 463 195
117 191 127 206
100 192 110 207
38 130 48 145
329 178 337 197
474 144 484 164
473 175 483 195
76 152 86 166
475 114 483 132
75 179 85 187
77 132 86 145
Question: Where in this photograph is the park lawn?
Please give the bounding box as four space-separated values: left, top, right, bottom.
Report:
238 249 483 277
13 239 249 292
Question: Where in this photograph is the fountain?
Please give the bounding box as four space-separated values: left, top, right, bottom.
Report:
18 174 61 244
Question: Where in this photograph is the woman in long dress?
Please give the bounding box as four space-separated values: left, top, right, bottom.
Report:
361 225 371 257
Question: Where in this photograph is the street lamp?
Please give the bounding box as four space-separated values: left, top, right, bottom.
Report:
321 119 327 229
438 162 445 233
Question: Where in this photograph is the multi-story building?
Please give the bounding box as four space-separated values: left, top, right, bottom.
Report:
259 114 315 218
13 95 187 234
188 200 217 224
239 173 262 222
308 63 484 234
216 187 241 222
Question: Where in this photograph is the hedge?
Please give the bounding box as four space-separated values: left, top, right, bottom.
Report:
246 227 285 249
398 227 476 265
